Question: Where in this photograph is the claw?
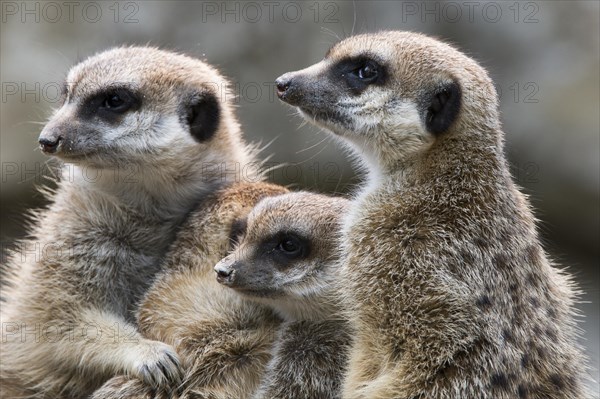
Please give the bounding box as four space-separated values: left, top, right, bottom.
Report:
132 340 183 389
166 352 181 368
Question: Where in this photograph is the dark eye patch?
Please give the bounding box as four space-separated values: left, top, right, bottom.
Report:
330 55 387 95
258 231 310 270
79 86 141 124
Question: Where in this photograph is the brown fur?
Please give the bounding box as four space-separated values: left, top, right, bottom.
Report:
0 47 257 398
91 182 289 399
277 31 588 399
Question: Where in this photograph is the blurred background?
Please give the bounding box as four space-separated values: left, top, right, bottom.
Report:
1 0 598 393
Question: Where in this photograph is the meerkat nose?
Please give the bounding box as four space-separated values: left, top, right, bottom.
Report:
214 264 234 284
275 74 292 98
39 136 62 154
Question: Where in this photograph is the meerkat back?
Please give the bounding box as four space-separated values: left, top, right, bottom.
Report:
276 31 588 399
0 47 257 398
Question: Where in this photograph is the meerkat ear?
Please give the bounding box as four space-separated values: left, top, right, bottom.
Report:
423 81 461 135
186 93 221 142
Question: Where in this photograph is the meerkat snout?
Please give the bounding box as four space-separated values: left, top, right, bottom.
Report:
38 134 62 153
275 72 311 106
275 74 291 99
214 255 236 285
275 67 338 110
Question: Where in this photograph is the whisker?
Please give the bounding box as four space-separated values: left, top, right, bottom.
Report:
296 136 329 155
320 26 341 42
351 0 357 36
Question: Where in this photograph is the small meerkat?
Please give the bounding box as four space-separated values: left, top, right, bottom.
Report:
91 181 289 399
215 192 352 399
276 31 588 398
0 47 257 398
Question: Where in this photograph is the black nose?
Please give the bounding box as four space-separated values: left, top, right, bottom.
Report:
275 74 292 98
216 268 232 279
39 136 61 154
215 265 234 285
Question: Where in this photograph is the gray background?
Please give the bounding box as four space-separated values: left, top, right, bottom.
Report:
1 0 598 394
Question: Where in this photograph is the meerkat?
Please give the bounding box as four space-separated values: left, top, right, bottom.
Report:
0 47 258 398
215 192 352 399
275 31 588 399
91 181 289 399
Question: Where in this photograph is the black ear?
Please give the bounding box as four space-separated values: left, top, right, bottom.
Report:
423 81 461 135
186 93 221 143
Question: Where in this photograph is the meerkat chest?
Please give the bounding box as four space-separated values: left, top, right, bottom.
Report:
342 180 402 247
340 181 423 292
41 191 183 316
340 188 385 278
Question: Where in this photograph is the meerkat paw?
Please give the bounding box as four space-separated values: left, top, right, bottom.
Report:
128 340 183 388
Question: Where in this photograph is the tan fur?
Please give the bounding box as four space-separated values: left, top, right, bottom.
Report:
277 31 588 399
91 182 289 399
0 47 257 398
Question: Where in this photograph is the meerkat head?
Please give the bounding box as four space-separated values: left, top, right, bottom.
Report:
276 31 500 173
38 46 250 175
214 192 349 320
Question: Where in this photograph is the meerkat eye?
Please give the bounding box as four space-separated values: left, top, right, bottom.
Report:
104 93 124 109
357 61 378 81
336 57 386 94
275 234 308 259
80 87 140 121
98 89 139 114
279 238 299 253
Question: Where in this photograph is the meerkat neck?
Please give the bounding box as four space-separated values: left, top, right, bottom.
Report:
265 276 342 322
423 128 507 181
389 127 504 186
271 295 340 322
63 161 222 220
